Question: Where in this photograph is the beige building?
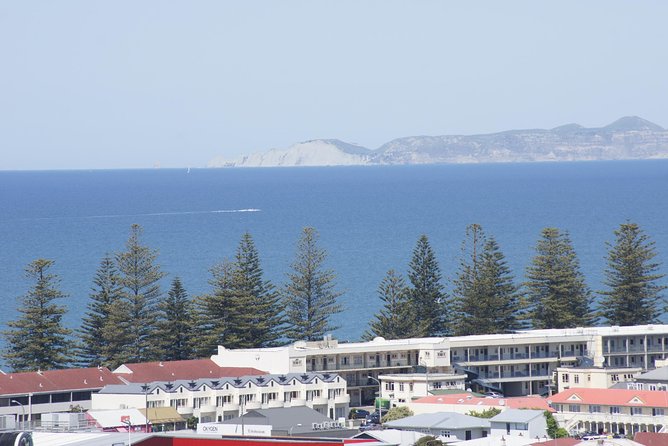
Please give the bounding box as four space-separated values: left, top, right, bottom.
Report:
377 373 466 405
555 366 642 393
551 387 668 435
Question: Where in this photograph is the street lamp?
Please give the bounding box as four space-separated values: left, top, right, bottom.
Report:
11 400 25 430
367 376 383 423
141 384 150 433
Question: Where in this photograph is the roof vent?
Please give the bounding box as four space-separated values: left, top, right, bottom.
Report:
499 399 506 406
84 379 88 385
466 395 472 399
159 362 164 367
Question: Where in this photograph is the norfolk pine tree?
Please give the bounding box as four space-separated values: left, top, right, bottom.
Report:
77 255 124 368
156 277 197 360
407 234 447 337
364 269 414 340
229 233 283 348
115 224 166 363
3 259 73 371
195 260 237 357
453 225 523 336
525 228 595 329
599 222 667 326
283 227 343 342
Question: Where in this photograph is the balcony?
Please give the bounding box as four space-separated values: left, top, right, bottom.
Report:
286 398 306 407
198 404 217 413
244 401 262 410
177 406 194 415
263 400 284 409
335 394 351 405
311 397 329 406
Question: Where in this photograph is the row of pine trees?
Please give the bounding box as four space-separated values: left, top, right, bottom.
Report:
2 222 666 373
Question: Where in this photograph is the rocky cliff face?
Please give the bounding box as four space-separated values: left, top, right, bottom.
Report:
209 117 668 167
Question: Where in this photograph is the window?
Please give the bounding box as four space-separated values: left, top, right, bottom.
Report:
409 383 414 392
328 389 342 398
610 406 620 414
354 356 363 365
261 393 277 404
148 401 164 408
194 397 210 408
562 374 569 383
653 408 665 416
284 391 299 401
589 405 602 413
611 374 619 382
216 395 232 406
568 405 581 412
440 431 451 437
574 375 579 384
631 407 642 415
170 398 187 408
306 390 321 401
341 356 349 365
399 383 404 391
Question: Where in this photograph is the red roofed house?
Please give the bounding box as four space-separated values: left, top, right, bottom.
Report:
113 359 266 383
409 393 554 415
0 367 124 427
550 387 668 437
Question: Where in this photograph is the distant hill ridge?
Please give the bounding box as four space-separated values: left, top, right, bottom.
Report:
208 116 668 167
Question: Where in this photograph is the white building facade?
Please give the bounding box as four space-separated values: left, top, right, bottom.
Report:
92 373 349 423
211 325 668 402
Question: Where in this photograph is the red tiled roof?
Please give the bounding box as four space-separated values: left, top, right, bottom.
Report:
113 359 266 383
530 439 578 446
0 367 124 396
550 387 668 408
414 393 555 412
634 432 668 446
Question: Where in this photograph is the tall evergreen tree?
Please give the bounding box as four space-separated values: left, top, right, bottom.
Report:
599 222 667 326
115 224 166 363
77 255 124 368
195 260 236 357
3 259 72 371
364 269 414 340
229 233 283 348
155 277 197 360
453 225 524 335
407 234 447 337
524 228 595 329
283 227 343 342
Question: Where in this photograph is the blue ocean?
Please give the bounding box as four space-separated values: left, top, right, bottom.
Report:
1 161 667 351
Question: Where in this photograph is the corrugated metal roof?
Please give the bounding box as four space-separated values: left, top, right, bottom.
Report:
0 367 124 396
489 409 544 423
384 412 491 430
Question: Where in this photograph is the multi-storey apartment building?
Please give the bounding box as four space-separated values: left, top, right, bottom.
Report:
211 325 668 402
550 387 668 435
92 372 350 423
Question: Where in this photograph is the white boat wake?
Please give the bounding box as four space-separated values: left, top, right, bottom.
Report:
86 209 261 219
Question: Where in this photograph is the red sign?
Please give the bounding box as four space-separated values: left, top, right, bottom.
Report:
121 415 131 424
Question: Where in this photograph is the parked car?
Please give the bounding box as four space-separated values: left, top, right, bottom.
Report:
484 391 503 398
365 410 382 425
349 409 371 419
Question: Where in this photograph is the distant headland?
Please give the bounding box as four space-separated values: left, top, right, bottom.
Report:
208 116 668 167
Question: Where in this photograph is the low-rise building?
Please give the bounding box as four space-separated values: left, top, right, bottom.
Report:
378 373 467 405
212 325 668 401
0 367 125 427
92 372 349 423
489 409 547 439
555 366 641 393
550 387 668 436
383 412 491 441
408 394 553 416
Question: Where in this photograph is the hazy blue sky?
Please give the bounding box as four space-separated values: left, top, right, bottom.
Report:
1 1 667 170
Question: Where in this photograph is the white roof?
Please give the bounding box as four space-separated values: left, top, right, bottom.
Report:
449 435 538 446
354 429 426 446
87 408 148 428
31 432 152 446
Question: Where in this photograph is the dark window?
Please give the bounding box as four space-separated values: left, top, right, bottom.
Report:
32 394 50 404
72 391 92 401
51 393 71 403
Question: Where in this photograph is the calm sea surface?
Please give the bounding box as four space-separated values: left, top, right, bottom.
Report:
1 161 667 353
